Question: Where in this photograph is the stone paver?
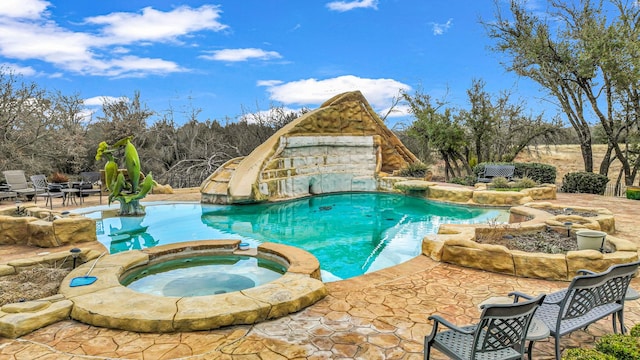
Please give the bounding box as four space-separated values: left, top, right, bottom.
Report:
1 190 639 359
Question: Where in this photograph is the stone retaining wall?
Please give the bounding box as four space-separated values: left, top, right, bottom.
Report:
422 204 638 281
390 179 557 206
0 205 97 247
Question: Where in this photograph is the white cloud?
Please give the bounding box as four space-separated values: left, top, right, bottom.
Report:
257 80 284 87
85 5 227 44
378 104 411 118
326 0 378 12
431 18 453 35
0 0 49 19
1 62 37 76
258 75 411 111
84 95 128 107
201 48 282 62
0 4 227 77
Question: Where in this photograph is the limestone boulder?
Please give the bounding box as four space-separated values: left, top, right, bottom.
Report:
521 185 557 200
441 238 515 275
152 183 174 194
0 297 72 338
511 250 568 280
422 235 444 261
473 190 526 206
0 216 37 245
27 220 58 247
53 217 97 245
427 186 474 203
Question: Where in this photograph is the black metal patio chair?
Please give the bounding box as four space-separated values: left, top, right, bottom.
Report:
77 171 102 204
424 294 546 360
30 174 64 209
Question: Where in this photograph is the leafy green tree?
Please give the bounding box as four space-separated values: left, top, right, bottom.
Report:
403 90 470 181
485 0 640 186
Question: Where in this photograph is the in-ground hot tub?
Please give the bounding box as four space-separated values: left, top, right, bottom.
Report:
59 240 327 332
122 254 287 297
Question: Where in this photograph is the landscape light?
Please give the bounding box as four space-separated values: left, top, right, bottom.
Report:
564 222 573 237
70 248 81 268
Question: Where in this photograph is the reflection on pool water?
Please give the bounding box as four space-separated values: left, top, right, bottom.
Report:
81 192 508 281
121 255 286 297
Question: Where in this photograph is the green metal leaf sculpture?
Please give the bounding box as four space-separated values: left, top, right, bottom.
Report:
95 136 152 216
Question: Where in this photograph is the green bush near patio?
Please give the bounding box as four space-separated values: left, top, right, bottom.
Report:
562 348 616 360
561 172 609 195
562 323 640 359
397 162 430 178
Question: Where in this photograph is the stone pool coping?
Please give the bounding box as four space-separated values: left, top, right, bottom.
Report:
422 202 638 281
58 240 327 333
389 179 557 206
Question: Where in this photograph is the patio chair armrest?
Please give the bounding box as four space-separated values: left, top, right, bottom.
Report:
508 291 535 302
576 269 596 275
427 315 474 335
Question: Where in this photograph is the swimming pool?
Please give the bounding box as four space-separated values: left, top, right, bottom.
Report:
81 192 508 281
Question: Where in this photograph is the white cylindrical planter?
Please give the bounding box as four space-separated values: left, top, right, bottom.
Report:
576 230 607 251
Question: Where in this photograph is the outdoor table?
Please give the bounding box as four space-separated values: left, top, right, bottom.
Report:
62 187 80 206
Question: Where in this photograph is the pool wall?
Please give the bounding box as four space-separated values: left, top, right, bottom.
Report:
59 240 327 332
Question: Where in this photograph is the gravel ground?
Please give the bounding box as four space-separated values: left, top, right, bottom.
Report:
0 267 70 306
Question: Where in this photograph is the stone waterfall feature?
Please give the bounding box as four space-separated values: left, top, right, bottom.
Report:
200 91 418 204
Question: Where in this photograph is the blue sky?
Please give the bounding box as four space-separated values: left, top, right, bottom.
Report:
0 0 556 126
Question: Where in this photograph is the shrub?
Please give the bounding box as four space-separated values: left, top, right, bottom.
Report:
626 187 640 200
450 175 476 186
561 172 609 195
562 348 616 360
397 162 430 178
514 177 537 189
491 176 510 189
630 323 640 337
595 333 640 360
515 162 557 184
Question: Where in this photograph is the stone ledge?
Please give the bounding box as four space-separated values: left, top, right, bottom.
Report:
0 205 97 247
423 204 638 281
59 240 327 332
0 295 72 338
390 179 557 207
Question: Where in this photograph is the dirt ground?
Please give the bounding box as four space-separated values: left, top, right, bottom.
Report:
514 144 625 184
0 267 70 306
431 144 631 185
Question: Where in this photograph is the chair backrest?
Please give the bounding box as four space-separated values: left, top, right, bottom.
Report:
29 174 48 191
561 260 640 320
2 170 29 190
484 165 515 178
474 294 546 356
80 171 101 184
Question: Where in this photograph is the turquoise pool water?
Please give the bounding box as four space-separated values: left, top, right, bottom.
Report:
82 192 508 281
